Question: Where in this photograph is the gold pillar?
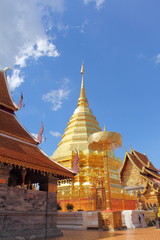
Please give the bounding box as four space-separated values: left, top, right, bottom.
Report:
104 150 111 210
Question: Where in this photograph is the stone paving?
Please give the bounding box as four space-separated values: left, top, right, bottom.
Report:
44 227 160 240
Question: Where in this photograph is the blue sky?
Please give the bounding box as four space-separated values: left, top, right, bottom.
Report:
1 0 160 168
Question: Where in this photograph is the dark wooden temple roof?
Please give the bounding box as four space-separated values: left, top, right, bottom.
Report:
132 150 159 172
120 149 160 182
0 70 74 178
0 135 74 178
0 110 38 145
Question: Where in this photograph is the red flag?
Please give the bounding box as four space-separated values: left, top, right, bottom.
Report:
72 149 79 174
37 122 44 143
17 93 23 110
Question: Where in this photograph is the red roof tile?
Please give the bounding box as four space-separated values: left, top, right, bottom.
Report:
127 153 147 172
0 71 18 111
0 110 38 144
0 134 74 178
132 150 159 172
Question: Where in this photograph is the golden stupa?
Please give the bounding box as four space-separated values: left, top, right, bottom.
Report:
51 64 127 211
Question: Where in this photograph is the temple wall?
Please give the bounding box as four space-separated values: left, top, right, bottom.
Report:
57 151 124 212
58 196 137 212
0 182 62 240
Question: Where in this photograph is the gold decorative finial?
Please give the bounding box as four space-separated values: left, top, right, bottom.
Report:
124 146 127 152
129 144 133 152
141 166 145 173
147 161 150 168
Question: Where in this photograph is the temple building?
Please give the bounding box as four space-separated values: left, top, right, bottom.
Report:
120 149 160 208
51 64 136 211
0 69 74 239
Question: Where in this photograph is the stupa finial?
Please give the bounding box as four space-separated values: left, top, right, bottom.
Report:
80 61 85 89
80 61 84 75
78 62 88 106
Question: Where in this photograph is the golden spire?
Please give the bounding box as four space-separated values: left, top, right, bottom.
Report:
78 62 88 106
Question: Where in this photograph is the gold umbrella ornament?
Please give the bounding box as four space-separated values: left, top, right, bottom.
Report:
88 129 122 210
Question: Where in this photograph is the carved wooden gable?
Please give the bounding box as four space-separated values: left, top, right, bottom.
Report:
121 157 145 187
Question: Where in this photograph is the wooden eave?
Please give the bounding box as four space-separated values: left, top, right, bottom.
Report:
120 151 128 175
0 134 75 178
141 167 160 180
0 109 38 145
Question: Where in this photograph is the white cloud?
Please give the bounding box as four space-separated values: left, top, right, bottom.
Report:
155 54 160 64
15 38 60 68
7 69 24 92
42 78 70 111
50 131 61 137
39 0 65 13
84 0 105 9
96 0 105 9
42 88 70 111
0 0 64 90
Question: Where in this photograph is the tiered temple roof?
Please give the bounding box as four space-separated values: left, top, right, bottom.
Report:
0 110 38 144
121 149 160 184
0 70 74 178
